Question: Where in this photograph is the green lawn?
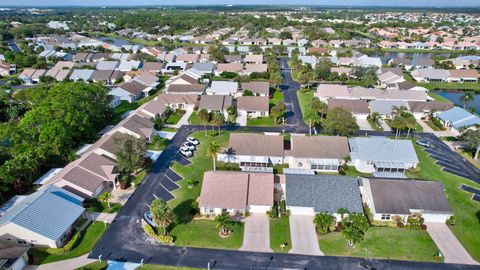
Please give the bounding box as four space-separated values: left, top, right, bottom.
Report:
343 166 374 177
319 227 440 262
367 118 383 131
424 120 444 131
247 117 277 127
83 200 121 213
160 127 177 132
132 162 153 186
171 220 244 250
270 90 284 107
149 137 170 151
75 261 108 270
187 112 206 125
406 143 480 261
270 217 292 253
417 82 480 92
296 89 316 124
165 111 185 125
29 222 108 264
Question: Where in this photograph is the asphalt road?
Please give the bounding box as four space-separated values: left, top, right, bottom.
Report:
279 57 305 128
89 125 480 269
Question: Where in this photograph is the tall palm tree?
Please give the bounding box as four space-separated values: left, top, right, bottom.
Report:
87 206 95 221
197 109 210 135
99 192 112 208
214 212 232 236
405 117 417 138
392 105 408 117
150 198 173 235
207 141 220 171
459 92 475 109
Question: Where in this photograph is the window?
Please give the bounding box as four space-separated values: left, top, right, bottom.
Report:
381 214 391 220
17 239 28 245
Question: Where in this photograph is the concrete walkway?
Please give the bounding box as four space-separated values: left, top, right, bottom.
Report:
378 119 391 131
417 120 455 138
240 214 272 253
94 212 118 224
289 215 323 256
25 254 95 270
426 222 478 265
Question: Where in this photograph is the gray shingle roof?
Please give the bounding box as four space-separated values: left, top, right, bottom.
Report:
0 186 84 241
349 137 419 164
285 174 363 213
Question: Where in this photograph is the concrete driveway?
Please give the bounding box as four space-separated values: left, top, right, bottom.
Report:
357 118 373 130
289 215 323 256
240 213 272 252
426 222 478 265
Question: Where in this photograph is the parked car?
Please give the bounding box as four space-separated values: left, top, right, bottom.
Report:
179 146 193 157
186 137 199 145
143 211 156 227
183 142 196 151
416 140 433 148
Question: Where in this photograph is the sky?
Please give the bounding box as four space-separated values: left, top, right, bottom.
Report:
0 0 478 7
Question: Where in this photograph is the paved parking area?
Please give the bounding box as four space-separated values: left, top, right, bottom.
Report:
240 214 272 253
426 223 478 265
175 154 191 165
289 215 323 256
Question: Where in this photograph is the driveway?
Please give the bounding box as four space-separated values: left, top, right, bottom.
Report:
357 118 373 130
378 119 391 131
240 214 272 252
426 222 478 265
289 215 323 256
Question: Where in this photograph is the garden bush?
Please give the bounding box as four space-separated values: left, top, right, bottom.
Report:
143 224 174 245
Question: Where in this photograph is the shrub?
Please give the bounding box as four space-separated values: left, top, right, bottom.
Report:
420 224 428 230
143 224 174 245
220 71 237 79
397 222 405 228
45 230 81 255
279 200 286 215
447 216 456 226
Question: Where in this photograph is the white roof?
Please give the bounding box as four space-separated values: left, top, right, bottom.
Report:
206 81 239 95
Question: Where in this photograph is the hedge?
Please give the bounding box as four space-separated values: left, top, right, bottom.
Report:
143 224 174 245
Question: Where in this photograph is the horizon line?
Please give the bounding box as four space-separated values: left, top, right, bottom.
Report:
1 4 480 8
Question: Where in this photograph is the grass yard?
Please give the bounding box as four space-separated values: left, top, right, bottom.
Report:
406 143 480 261
171 220 244 250
296 89 316 124
29 222 108 264
75 261 108 270
318 227 439 262
149 136 170 151
270 216 292 253
270 90 284 107
187 112 206 125
343 166 374 177
424 120 445 131
83 200 121 213
367 119 383 131
132 162 153 186
247 117 277 127
165 111 185 125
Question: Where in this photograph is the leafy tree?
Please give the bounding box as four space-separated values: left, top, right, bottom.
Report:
197 109 210 135
337 208 350 222
115 134 147 176
270 101 286 124
323 107 359 136
311 99 328 120
207 141 220 171
342 213 369 248
154 116 164 130
314 59 332 80
214 211 232 236
460 129 480 160
304 111 321 136
150 198 173 235
243 90 254 96
99 192 112 208
313 212 335 234
248 44 263 54
279 31 292 40
208 44 229 62
211 112 225 133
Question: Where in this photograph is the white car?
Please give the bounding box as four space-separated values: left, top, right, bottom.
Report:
143 211 156 227
186 137 199 145
179 146 193 157
183 142 196 151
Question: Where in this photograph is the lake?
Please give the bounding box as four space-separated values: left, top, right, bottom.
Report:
369 51 454 64
98 36 131 47
434 90 480 113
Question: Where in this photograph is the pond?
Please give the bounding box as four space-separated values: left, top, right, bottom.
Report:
369 51 454 64
97 36 131 47
434 90 480 113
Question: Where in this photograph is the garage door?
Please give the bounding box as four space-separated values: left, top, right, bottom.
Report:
12 257 26 270
288 206 315 216
422 213 450 223
248 205 270 214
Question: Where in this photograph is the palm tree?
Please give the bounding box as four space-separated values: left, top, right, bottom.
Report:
337 208 350 222
304 112 321 136
207 141 220 171
392 105 408 117
99 192 112 208
214 212 232 236
197 109 210 135
87 206 95 221
459 92 475 109
313 212 335 234
405 116 417 138
150 198 173 235
368 112 380 125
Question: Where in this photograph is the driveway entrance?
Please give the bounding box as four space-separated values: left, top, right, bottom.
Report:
289 215 323 256
240 214 272 252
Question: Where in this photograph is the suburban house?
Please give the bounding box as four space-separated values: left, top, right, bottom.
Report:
446 69 479 83
190 62 215 76
175 53 199 63
206 81 239 96
369 100 408 118
437 107 480 134
407 101 453 119
198 95 233 118
349 137 419 174
0 185 84 248
327 99 370 119
94 132 127 160
134 72 159 90
224 55 242 63
377 67 405 87
19 69 45 84
198 171 274 215
140 62 163 75
412 58 434 69
236 96 269 118
69 69 94 82
360 178 452 223
96 61 119 70
244 64 268 75
117 114 155 141
90 70 123 84
411 69 450 82
139 97 168 119
156 93 199 111
215 63 243 75
284 135 350 172
244 54 263 64
109 80 147 103
284 174 363 219
240 81 270 96
315 84 428 102
162 62 187 74
217 133 284 170
0 239 29 270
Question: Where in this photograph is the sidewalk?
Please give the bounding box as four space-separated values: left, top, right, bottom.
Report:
25 254 95 270
417 120 455 138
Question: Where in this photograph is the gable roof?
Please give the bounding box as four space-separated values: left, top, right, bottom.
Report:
349 137 419 164
237 96 269 112
285 174 363 213
407 101 453 113
0 185 84 241
118 80 148 96
241 81 270 95
198 95 233 111
366 178 451 215
120 114 154 139
328 99 370 114
199 171 274 209
288 135 349 159
207 81 238 95
438 107 480 129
